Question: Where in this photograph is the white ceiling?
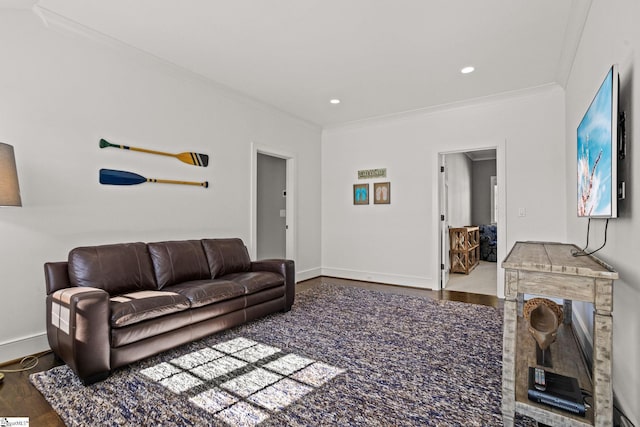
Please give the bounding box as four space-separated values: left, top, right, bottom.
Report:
29 0 591 127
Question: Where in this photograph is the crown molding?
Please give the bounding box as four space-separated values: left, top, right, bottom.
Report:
323 83 562 132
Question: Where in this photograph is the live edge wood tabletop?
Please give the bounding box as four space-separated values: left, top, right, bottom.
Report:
501 241 618 427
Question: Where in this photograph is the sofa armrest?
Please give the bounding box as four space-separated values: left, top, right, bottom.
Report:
250 259 295 310
44 262 71 295
47 287 111 385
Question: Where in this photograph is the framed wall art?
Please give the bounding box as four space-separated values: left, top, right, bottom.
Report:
353 183 369 205
374 182 390 204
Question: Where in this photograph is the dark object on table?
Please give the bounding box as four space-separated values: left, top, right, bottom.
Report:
479 224 497 262
527 367 586 416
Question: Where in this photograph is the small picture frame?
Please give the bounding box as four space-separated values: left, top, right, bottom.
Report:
374 182 391 204
353 183 369 205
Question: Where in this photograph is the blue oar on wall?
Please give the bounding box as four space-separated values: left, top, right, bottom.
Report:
99 169 208 188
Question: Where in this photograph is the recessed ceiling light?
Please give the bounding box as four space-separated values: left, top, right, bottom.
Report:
329 99 341 104
461 66 475 74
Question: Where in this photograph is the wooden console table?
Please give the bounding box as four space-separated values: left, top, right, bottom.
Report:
449 226 480 274
501 242 618 427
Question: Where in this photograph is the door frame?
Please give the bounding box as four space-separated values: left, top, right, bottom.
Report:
439 154 450 287
250 143 296 262
435 140 507 298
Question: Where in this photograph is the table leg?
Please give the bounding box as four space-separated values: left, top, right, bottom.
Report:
593 311 613 427
502 298 518 424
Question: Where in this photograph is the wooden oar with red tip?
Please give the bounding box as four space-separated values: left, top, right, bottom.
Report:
99 169 208 188
99 139 209 167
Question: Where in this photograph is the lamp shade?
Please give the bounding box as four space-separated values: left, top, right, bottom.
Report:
0 142 22 206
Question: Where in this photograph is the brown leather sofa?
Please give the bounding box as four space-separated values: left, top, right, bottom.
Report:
44 238 294 385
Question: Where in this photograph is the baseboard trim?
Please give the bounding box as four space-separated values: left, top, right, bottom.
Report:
320 267 434 289
296 268 321 283
0 333 50 365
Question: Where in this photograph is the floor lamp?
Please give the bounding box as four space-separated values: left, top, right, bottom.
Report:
0 142 22 383
0 142 22 207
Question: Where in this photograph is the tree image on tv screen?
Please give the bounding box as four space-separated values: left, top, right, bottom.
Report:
577 140 604 216
577 69 614 217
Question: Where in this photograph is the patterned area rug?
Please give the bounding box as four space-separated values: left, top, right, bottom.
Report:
31 283 534 426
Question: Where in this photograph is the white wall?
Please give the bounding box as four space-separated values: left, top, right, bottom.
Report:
472 159 497 226
444 152 472 228
564 0 640 423
322 86 567 290
0 9 321 362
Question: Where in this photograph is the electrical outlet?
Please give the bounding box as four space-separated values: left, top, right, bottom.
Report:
518 208 526 217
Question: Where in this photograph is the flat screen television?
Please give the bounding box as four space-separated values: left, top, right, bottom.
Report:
577 64 619 218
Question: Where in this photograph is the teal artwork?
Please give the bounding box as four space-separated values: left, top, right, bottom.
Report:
353 184 369 205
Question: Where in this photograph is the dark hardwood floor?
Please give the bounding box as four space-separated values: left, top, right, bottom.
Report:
0 350 65 426
0 277 500 426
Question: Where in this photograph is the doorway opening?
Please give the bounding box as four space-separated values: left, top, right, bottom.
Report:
438 147 504 297
250 144 296 263
257 153 286 259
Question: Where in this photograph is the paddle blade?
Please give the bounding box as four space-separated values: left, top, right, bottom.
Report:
99 139 118 149
177 152 209 167
99 169 147 186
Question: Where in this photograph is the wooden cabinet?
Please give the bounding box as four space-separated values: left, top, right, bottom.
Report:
449 226 480 274
501 242 618 427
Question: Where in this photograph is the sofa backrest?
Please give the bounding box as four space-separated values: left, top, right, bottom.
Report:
148 240 211 289
201 238 251 278
68 242 157 295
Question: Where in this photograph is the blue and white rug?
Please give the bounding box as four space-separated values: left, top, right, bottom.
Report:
31 283 535 426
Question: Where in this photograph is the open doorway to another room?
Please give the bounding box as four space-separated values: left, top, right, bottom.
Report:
250 144 296 264
439 149 498 296
257 153 287 259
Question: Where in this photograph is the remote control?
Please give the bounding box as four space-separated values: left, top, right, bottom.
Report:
534 367 546 391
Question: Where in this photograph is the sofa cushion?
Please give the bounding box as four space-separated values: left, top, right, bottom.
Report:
164 279 246 308
148 240 211 289
68 242 157 295
201 238 251 278
220 271 284 295
110 290 190 328
111 310 195 348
